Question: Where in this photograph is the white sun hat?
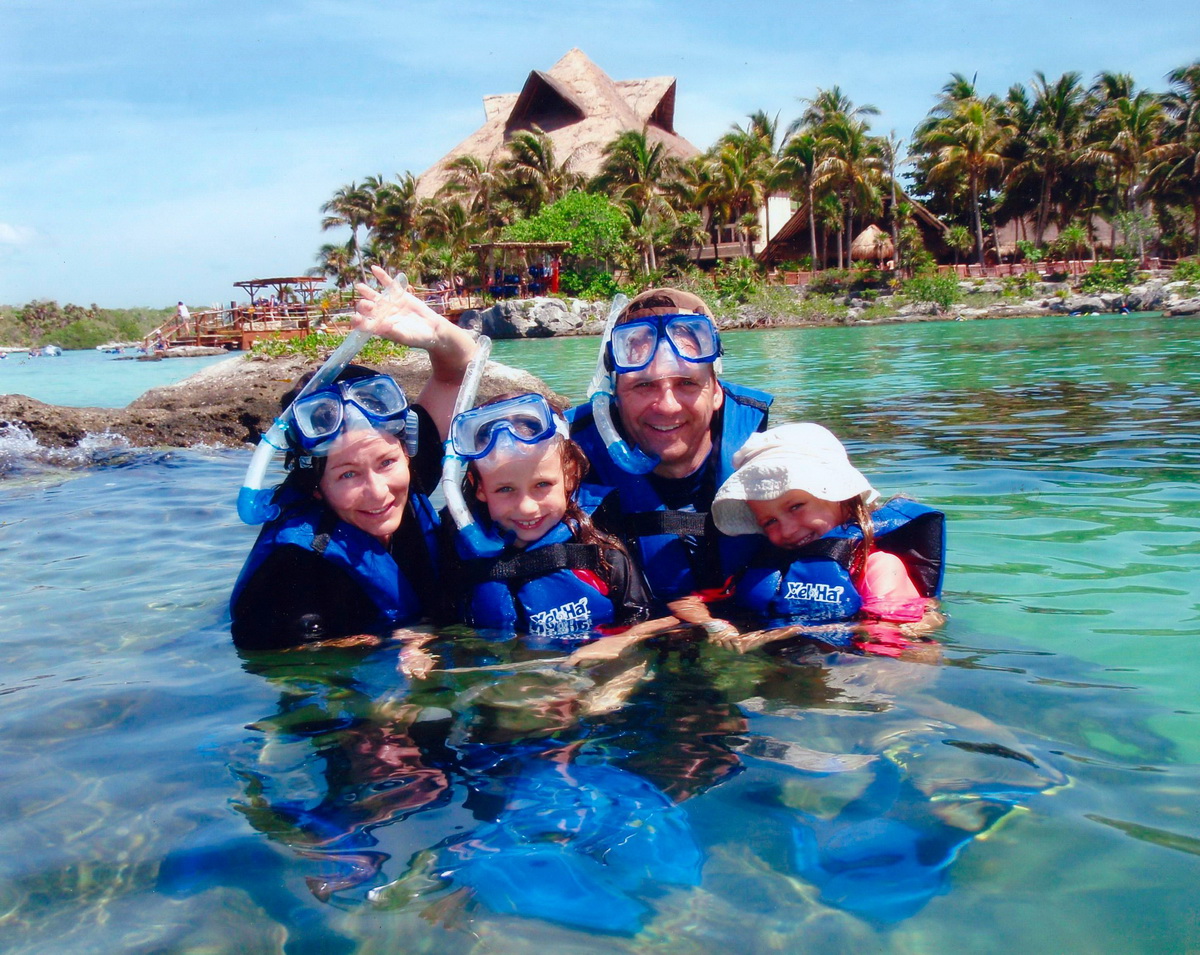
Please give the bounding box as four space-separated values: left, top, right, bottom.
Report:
712 423 879 536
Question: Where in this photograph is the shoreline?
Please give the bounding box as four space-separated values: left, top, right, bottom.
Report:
0 304 1190 453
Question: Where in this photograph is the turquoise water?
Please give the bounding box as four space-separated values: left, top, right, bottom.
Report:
2 314 1199 952
0 348 238 407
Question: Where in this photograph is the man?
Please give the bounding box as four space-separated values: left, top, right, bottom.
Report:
568 288 773 607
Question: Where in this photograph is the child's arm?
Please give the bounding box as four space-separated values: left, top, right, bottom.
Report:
858 551 929 622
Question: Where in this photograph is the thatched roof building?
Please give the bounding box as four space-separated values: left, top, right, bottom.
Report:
415 49 701 198
758 194 950 267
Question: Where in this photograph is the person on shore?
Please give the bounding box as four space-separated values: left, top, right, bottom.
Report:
704 422 945 653
176 301 191 336
567 288 773 609
440 392 650 644
230 268 478 652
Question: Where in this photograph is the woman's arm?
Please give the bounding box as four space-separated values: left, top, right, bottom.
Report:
353 266 478 440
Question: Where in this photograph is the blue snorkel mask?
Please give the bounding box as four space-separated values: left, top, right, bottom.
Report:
587 292 724 475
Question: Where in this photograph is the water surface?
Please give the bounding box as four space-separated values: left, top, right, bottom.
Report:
2 314 1199 953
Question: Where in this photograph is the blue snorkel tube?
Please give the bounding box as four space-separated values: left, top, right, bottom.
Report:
439 334 508 557
586 293 659 475
236 275 406 525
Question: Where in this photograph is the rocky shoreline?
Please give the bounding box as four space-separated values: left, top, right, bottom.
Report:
0 350 553 451
1 278 1194 452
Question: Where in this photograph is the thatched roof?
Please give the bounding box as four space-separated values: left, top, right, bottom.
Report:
415 49 701 199
850 224 894 261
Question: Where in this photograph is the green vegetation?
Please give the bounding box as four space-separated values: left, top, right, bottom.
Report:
1172 258 1200 282
0 301 171 349
1079 259 1139 292
902 273 962 310
248 332 409 364
307 58 1200 308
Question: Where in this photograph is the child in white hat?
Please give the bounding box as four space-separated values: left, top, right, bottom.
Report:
704 423 945 647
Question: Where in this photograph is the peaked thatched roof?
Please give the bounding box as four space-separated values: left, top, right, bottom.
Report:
415 49 701 198
850 224 894 261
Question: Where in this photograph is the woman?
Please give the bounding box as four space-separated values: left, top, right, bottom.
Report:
230 268 477 651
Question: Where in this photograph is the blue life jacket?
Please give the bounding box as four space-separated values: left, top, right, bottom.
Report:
230 492 440 631
567 380 772 603
736 500 945 627
458 486 618 643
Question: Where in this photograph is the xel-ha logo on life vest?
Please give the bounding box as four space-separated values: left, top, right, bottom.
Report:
783 581 846 604
528 598 593 635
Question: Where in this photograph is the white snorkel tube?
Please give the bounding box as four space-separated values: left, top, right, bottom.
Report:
585 293 659 475
236 275 406 525
439 334 506 557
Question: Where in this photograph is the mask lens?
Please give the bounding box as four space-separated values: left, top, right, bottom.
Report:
610 321 661 372
344 375 407 419
665 315 718 361
292 393 344 442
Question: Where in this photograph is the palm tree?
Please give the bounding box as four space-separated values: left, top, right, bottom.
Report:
502 126 581 216
777 131 822 268
320 182 373 282
438 154 508 233
1149 62 1200 253
1018 72 1089 244
814 114 883 267
916 95 1012 265
592 129 682 274
311 241 357 290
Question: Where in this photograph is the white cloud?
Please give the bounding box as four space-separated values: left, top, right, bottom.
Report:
0 223 35 246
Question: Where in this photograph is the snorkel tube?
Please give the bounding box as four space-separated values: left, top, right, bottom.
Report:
236 275 406 525
586 294 659 475
439 334 507 557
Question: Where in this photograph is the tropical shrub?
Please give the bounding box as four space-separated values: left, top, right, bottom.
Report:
559 267 621 300
250 332 408 363
501 191 628 267
902 274 961 309
1172 258 1200 283
1078 259 1138 293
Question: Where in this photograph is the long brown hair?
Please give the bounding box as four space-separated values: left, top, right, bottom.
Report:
841 495 876 586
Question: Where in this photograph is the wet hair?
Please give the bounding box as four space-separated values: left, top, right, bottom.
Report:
841 495 876 585
276 364 408 500
464 391 629 572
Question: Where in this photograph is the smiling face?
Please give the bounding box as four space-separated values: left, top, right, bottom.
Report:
473 439 570 547
747 489 850 550
316 429 411 545
614 360 724 479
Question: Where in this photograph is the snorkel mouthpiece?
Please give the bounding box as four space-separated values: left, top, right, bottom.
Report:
236 274 407 525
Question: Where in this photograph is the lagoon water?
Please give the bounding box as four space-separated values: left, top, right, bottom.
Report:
2 315 1199 953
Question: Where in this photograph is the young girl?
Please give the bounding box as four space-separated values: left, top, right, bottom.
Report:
706 422 945 646
443 392 650 642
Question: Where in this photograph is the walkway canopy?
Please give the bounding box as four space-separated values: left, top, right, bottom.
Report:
233 276 326 303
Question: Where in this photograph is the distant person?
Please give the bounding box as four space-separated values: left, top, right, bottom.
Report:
230 267 478 652
440 392 650 642
706 422 945 650
176 301 190 335
567 288 773 608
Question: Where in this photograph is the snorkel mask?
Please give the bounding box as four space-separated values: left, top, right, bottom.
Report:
586 291 724 475
237 274 414 525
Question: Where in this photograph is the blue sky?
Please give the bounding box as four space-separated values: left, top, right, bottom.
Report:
1 0 1194 307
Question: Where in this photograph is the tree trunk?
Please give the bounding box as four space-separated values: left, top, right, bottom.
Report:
971 173 986 267
808 183 819 271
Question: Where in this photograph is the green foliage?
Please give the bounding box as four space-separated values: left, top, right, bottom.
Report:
903 273 962 309
500 191 628 265
559 268 621 300
1001 271 1038 297
1079 259 1138 293
1015 239 1045 263
249 332 408 363
1172 258 1200 283
0 300 171 349
713 257 763 303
